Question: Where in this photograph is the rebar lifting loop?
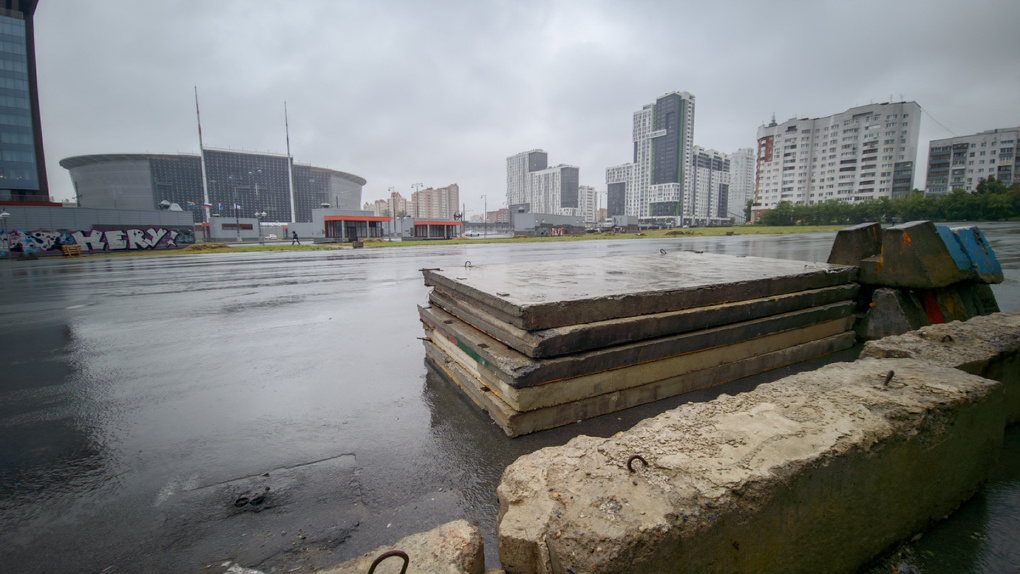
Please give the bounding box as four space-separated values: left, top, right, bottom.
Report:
367 550 409 574
627 454 648 473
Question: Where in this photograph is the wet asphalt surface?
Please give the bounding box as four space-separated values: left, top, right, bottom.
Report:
1 223 1018 573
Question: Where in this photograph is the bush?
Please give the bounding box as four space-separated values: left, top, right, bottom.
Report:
182 243 232 251
755 180 1020 226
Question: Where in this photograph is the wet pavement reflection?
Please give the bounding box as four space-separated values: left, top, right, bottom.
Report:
1 223 1018 572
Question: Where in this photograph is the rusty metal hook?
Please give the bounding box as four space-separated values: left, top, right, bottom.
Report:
464 261 472 268
883 370 895 386
627 455 648 473
368 550 408 574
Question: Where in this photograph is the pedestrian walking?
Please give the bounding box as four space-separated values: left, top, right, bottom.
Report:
291 231 300 245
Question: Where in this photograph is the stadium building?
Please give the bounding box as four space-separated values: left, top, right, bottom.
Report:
59 148 366 224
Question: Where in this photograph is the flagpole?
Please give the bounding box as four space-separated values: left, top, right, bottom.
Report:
195 86 211 227
285 101 296 223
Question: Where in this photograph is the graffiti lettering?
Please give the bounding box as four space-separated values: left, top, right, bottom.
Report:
104 230 126 250
71 229 107 251
0 227 194 256
126 228 168 249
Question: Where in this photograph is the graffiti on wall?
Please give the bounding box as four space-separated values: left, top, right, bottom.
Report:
0 227 195 256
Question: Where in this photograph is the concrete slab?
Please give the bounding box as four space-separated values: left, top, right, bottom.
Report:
430 284 860 359
428 318 853 412
496 357 1005 573
425 333 856 437
419 301 856 388
858 220 972 288
827 221 882 266
422 252 857 330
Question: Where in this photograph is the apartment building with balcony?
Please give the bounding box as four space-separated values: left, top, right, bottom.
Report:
925 127 1019 194
752 101 920 222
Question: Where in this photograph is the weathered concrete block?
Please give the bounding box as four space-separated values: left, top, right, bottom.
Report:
317 519 484 574
954 282 1001 316
858 221 971 289
861 311 1020 424
855 288 929 340
952 226 1003 284
935 224 973 275
496 358 1005 573
827 221 882 266
930 282 999 322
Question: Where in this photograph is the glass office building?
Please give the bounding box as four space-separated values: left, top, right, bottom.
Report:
60 149 366 223
0 0 48 203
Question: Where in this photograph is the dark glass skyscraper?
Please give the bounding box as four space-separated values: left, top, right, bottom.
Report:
0 0 47 203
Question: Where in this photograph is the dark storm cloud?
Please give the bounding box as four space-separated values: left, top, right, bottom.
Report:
35 0 1020 213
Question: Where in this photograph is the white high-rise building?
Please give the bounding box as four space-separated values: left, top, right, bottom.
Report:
691 146 731 225
527 164 580 216
606 91 696 222
506 150 548 206
578 185 597 224
752 101 921 222
925 127 1019 195
506 150 581 217
729 147 755 224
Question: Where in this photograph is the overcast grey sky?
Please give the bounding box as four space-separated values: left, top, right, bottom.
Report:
35 0 1020 215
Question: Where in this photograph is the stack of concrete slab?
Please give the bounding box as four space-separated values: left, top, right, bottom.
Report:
829 221 1002 340
419 251 860 436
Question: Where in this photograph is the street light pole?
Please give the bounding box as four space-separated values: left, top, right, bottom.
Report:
0 210 9 257
387 186 395 241
234 187 242 243
255 211 267 245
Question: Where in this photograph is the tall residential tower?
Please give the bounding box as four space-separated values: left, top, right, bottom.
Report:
506 149 581 218
606 91 696 221
728 147 755 223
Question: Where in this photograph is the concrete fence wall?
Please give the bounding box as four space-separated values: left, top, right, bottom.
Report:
496 312 1019 574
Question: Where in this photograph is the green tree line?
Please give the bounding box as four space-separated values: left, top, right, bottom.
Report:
756 176 1020 226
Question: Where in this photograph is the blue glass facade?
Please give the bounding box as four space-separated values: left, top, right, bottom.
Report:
0 1 46 202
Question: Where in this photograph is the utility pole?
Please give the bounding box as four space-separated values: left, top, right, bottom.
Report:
388 186 396 241
410 183 423 238
481 194 487 238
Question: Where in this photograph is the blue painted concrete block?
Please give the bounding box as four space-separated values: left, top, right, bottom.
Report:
952 226 1003 284
935 225 973 273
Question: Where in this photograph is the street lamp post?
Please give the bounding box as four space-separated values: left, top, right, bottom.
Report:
0 210 10 257
481 194 487 238
255 211 267 245
233 187 242 243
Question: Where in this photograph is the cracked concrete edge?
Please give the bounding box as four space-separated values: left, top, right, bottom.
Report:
316 519 486 574
496 355 1007 574
861 310 1020 423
